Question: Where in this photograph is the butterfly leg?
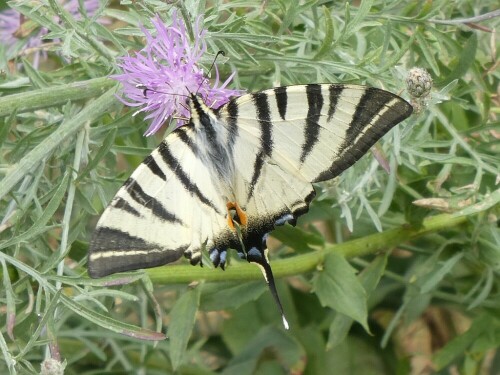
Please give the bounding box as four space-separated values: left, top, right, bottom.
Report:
209 247 228 270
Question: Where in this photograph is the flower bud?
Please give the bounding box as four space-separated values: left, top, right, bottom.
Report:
406 67 432 99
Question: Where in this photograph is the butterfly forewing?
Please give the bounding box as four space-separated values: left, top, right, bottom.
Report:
222 84 412 184
88 125 231 277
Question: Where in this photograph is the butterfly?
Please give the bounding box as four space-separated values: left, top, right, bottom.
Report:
88 84 413 328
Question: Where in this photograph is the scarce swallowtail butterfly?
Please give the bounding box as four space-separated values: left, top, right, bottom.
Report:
88 84 413 329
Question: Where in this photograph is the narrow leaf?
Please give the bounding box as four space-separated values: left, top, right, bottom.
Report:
21 58 48 88
200 281 265 311
77 127 117 182
437 33 477 87
419 252 464 293
343 0 374 40
0 88 116 200
0 172 70 250
432 313 493 370
59 293 165 341
0 259 16 340
314 7 334 59
168 286 201 371
223 326 305 375
415 31 440 75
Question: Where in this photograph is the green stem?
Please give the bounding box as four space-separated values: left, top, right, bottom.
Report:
147 213 468 284
0 77 116 118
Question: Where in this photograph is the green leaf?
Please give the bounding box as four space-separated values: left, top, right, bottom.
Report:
16 290 63 358
313 7 334 60
432 313 494 370
200 281 265 311
0 258 16 340
0 109 15 149
436 33 478 87
467 268 494 309
222 302 264 354
343 0 374 40
77 127 117 182
414 30 440 75
0 88 116 200
271 224 324 252
59 293 165 341
222 326 305 375
21 58 49 89
312 253 369 331
327 254 388 349
0 172 69 250
379 33 415 72
168 286 201 371
419 252 464 293
325 335 389 374
293 327 327 374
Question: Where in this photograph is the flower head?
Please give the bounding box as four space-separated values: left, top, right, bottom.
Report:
112 12 242 136
406 67 433 113
0 1 101 68
406 67 432 99
0 9 45 67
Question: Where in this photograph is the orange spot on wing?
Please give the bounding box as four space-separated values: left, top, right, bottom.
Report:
226 201 248 230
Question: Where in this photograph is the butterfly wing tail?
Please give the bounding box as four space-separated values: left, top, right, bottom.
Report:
246 247 289 330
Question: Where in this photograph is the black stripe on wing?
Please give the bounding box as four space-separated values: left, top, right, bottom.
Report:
247 92 273 200
111 197 141 217
314 86 413 182
274 86 288 120
144 155 166 181
189 95 222 154
88 227 187 277
223 99 239 157
300 84 324 163
157 142 222 214
358 87 413 141
174 125 199 156
124 178 183 224
91 227 157 252
327 84 344 122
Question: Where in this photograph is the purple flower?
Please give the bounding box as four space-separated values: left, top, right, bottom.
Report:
111 12 243 136
0 9 45 67
0 10 20 47
0 1 101 68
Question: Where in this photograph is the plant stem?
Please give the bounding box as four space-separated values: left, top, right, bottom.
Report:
0 77 115 118
147 213 468 283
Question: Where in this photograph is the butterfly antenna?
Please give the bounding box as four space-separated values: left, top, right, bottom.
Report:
135 83 189 99
247 249 289 330
195 50 226 95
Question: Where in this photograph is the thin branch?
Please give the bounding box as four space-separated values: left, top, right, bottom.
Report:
147 213 468 284
428 9 500 25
